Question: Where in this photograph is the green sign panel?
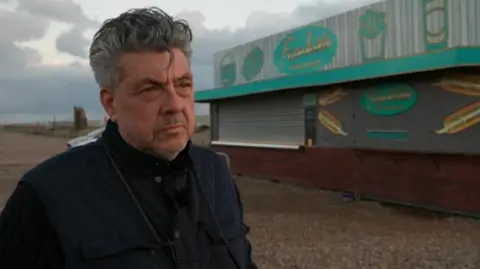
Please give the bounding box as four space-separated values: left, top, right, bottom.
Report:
359 9 386 62
366 130 408 140
360 84 418 116
219 53 236 87
422 0 449 51
273 25 338 75
242 46 264 81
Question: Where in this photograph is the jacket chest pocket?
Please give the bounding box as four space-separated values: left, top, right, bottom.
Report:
198 221 250 269
78 239 172 269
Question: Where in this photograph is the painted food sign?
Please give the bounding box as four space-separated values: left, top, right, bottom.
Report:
360 84 417 116
318 109 347 136
434 102 480 134
219 53 236 87
242 46 264 81
436 74 480 96
273 25 338 75
318 88 347 107
422 0 448 51
359 9 386 62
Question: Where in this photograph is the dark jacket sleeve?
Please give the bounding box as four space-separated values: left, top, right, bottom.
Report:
0 182 65 269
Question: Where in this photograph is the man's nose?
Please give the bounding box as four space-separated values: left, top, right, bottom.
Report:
161 85 184 113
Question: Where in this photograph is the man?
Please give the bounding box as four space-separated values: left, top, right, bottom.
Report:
0 7 256 269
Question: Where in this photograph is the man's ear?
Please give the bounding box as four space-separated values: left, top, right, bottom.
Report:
100 88 117 122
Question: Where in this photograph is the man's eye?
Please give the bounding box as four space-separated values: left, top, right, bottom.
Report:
179 82 192 88
141 86 156 92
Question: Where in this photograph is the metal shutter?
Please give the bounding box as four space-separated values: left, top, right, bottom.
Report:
217 92 304 144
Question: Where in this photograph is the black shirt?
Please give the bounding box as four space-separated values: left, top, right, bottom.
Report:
0 121 193 268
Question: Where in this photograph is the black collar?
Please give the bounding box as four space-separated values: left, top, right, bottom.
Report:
101 120 192 177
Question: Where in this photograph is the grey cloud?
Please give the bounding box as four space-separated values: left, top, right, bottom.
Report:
0 0 99 117
0 64 100 114
17 0 96 27
17 0 97 60
56 26 89 58
0 8 48 74
0 44 41 74
0 0 379 119
0 9 49 42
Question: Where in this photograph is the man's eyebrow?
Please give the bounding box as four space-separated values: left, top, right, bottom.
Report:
175 72 193 81
134 77 165 88
133 73 192 88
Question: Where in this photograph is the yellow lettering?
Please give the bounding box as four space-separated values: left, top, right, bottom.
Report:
369 91 411 102
282 37 293 60
307 31 312 49
283 30 331 61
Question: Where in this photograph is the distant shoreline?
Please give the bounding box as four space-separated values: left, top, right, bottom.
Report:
0 113 103 125
0 113 210 125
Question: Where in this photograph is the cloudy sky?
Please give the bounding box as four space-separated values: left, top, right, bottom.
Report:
0 0 378 121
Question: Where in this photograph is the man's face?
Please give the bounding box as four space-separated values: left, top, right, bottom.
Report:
100 48 195 160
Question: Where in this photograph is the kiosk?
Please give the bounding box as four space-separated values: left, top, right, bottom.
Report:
195 0 480 216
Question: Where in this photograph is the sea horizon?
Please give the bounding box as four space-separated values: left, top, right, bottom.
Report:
0 112 106 125
0 112 210 125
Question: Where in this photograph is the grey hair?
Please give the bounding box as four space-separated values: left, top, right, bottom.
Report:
89 7 193 89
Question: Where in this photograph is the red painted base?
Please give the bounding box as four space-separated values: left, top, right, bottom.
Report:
212 145 480 216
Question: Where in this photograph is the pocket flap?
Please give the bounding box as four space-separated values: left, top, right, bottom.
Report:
80 238 155 259
204 222 250 244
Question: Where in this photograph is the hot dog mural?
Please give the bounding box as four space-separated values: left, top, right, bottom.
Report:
436 74 480 97
318 109 348 136
318 88 348 107
434 102 480 135
312 70 480 153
